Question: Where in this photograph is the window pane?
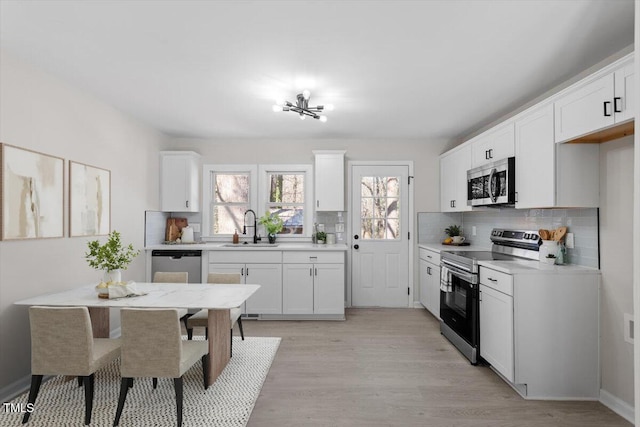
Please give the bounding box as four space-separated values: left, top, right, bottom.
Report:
361 177 374 197
212 205 246 235
385 219 400 239
387 198 399 218
215 174 249 203
268 206 304 234
359 175 401 240
269 174 304 203
361 198 374 219
386 177 400 197
361 218 373 239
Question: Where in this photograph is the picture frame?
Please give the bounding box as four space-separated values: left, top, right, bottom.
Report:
69 160 111 237
0 143 64 240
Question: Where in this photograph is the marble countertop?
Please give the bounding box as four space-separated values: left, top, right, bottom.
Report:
146 242 349 251
418 243 491 252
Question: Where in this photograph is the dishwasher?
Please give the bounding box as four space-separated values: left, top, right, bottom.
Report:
151 250 202 283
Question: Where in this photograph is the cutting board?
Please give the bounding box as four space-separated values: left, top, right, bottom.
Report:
165 217 188 241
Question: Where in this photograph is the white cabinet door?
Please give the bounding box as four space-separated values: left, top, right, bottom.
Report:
244 263 283 315
613 62 635 123
479 284 514 382
426 264 441 319
314 263 344 314
514 103 555 209
160 151 200 212
471 123 515 168
314 151 345 211
419 259 429 309
283 263 314 314
554 73 615 143
440 145 471 212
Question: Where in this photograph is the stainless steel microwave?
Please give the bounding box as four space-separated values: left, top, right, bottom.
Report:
467 157 516 207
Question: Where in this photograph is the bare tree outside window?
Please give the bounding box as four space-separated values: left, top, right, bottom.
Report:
266 173 305 234
360 176 400 239
211 173 250 234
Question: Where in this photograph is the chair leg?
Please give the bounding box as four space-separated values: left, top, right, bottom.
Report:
237 317 245 340
187 327 193 340
173 377 184 427
83 374 95 425
205 327 208 340
152 378 158 389
230 329 233 358
201 354 209 390
114 378 130 426
128 378 134 388
22 375 43 424
77 376 83 387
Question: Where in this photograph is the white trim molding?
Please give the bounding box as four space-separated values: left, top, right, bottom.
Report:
600 389 634 424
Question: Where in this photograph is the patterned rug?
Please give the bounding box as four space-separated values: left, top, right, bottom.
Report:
1 336 280 426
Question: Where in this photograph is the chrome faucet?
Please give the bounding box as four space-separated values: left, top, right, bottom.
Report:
243 209 261 244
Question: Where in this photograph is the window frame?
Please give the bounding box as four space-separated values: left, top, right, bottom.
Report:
202 163 313 240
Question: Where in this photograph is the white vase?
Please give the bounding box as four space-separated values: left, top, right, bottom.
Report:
103 269 122 284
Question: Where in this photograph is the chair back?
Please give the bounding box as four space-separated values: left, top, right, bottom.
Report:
153 271 188 283
29 306 93 375
207 272 241 284
120 308 183 378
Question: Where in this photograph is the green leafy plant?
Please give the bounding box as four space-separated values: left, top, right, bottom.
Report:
444 225 462 237
315 231 327 242
258 213 284 235
85 231 140 272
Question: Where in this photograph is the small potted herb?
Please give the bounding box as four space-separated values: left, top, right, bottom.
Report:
258 213 284 244
315 231 327 244
86 231 140 285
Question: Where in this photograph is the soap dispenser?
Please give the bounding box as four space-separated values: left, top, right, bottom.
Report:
233 229 239 244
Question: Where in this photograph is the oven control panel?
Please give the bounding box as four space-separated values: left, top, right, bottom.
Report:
490 228 541 250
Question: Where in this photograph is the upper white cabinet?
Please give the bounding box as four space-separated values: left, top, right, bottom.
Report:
440 144 471 212
554 55 634 143
160 151 201 212
470 123 515 168
313 150 345 211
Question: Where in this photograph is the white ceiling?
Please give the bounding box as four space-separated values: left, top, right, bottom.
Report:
0 0 635 142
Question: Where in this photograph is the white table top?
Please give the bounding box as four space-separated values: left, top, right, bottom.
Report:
14 282 260 310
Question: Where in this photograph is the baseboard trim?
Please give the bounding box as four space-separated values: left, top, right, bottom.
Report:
600 388 634 424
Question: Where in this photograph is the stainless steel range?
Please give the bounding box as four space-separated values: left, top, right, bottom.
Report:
439 229 540 364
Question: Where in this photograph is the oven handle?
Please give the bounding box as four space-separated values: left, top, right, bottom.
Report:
441 261 478 284
489 167 498 203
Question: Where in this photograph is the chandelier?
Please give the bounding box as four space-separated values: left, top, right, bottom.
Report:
272 90 334 122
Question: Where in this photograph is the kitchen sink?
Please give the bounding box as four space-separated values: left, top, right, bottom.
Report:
220 243 279 247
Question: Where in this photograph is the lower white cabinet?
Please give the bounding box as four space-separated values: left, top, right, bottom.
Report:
419 248 440 319
479 284 514 382
283 252 345 316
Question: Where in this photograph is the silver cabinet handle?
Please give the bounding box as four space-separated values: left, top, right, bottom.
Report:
487 277 497 282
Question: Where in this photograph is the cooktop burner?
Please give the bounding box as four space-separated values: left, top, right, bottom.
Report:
443 251 519 262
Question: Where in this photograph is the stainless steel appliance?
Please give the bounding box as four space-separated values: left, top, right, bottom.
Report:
467 157 516 207
439 229 540 364
151 250 202 283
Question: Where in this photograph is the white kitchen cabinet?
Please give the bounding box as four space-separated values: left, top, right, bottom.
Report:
160 151 201 212
440 144 471 212
283 251 345 316
313 150 345 211
470 123 515 168
208 250 283 315
479 283 514 382
554 55 633 143
418 248 440 319
514 102 600 208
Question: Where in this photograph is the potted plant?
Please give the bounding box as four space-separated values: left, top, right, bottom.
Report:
315 231 327 244
86 230 140 285
444 225 462 237
258 213 284 243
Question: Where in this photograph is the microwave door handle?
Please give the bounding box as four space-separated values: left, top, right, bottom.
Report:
489 167 498 203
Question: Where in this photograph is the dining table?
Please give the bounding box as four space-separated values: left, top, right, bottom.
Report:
15 282 260 386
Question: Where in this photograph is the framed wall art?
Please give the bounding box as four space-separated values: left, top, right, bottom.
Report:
69 160 111 237
0 143 64 240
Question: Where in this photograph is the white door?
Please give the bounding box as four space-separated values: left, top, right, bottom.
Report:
351 165 410 307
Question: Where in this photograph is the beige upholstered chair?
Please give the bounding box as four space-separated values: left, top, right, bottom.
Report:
153 271 190 328
114 308 209 427
24 306 121 425
186 273 244 356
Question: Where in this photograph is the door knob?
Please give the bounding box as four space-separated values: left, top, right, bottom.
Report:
354 244 359 250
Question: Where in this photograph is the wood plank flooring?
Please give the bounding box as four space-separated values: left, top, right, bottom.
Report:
243 308 631 427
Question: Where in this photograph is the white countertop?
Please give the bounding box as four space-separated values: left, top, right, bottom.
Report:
146 242 349 251
418 242 491 252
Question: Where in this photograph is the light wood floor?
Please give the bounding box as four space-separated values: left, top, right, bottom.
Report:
243 308 631 427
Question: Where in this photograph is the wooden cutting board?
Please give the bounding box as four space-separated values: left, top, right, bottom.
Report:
165 217 188 241
173 217 188 231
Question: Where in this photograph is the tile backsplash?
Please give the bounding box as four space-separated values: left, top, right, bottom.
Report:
418 208 599 268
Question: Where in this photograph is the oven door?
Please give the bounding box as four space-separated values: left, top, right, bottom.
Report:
440 263 479 348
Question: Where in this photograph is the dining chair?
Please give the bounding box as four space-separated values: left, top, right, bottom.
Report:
152 271 191 329
24 306 121 425
186 272 244 356
114 308 209 427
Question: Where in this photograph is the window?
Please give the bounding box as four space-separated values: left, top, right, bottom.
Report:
203 164 311 239
360 176 400 239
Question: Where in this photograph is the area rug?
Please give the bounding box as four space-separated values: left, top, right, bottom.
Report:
0 336 280 426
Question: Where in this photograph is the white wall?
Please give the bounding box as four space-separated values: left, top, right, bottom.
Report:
599 136 634 408
0 50 166 398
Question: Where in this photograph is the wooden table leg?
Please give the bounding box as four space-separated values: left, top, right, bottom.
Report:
88 307 110 338
207 308 230 386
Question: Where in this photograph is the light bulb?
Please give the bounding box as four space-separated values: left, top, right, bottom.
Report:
302 89 311 100
272 105 283 112
319 116 327 123
324 104 335 111
299 114 306 120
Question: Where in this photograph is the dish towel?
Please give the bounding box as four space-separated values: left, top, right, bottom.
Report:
440 266 452 293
